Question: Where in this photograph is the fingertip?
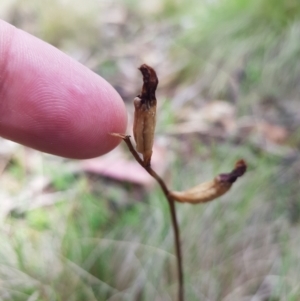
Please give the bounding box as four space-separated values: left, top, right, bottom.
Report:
0 20 128 158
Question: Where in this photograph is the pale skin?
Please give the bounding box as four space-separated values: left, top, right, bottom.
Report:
0 19 127 159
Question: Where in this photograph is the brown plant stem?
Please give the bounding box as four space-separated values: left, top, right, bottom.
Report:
111 133 184 301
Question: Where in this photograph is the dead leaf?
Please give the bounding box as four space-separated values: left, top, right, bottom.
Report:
168 100 236 136
81 141 168 188
238 118 289 144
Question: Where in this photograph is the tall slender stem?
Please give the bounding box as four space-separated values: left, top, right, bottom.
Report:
112 133 184 301
145 167 184 301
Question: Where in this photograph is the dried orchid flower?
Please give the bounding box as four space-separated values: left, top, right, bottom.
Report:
133 64 158 166
169 160 247 204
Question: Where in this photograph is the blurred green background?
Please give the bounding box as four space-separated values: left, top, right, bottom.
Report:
1 0 300 300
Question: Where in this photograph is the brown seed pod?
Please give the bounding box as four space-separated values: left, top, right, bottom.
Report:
169 160 247 204
133 64 158 166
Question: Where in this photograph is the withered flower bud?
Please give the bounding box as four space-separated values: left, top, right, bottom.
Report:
169 160 247 204
133 64 158 167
